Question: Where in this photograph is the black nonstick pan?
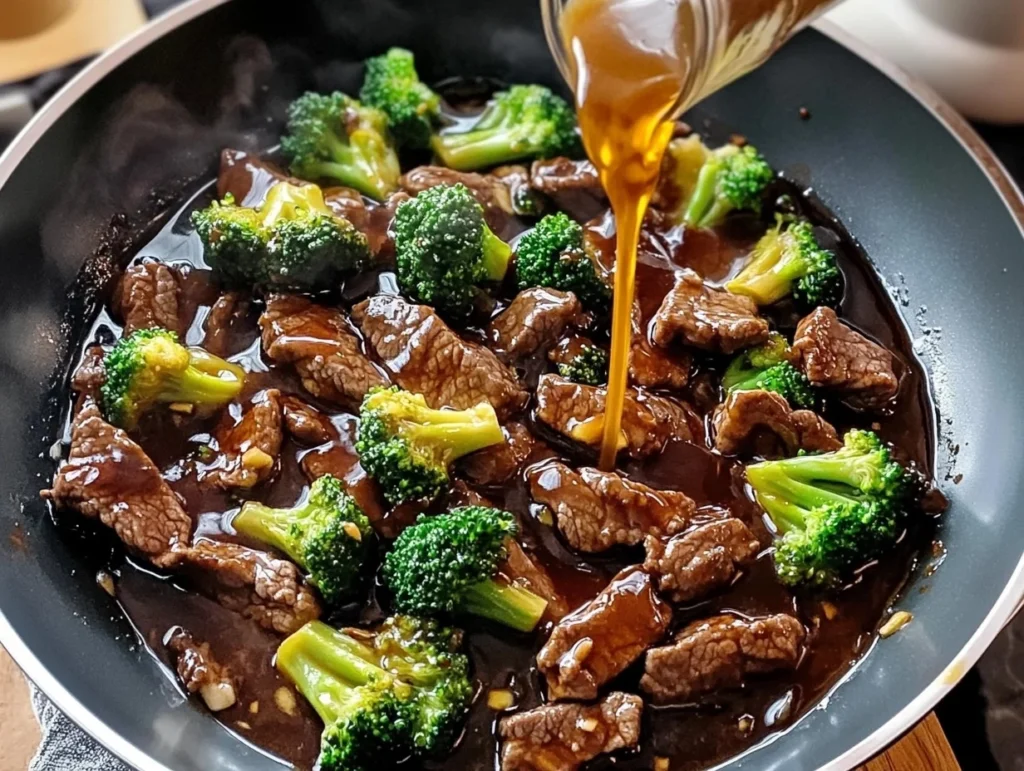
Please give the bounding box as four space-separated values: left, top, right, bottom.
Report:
1 1 1023 769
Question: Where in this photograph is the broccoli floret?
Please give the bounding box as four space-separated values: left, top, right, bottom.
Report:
100 328 244 429
281 91 401 200
745 429 910 588
393 183 512 321
233 475 371 604
557 344 609 386
360 48 440 150
677 142 773 229
192 182 370 289
515 212 610 311
722 332 815 409
276 616 472 769
384 506 548 632
431 85 582 171
355 386 504 505
727 216 842 307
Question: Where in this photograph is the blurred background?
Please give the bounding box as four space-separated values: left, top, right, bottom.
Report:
0 0 1022 769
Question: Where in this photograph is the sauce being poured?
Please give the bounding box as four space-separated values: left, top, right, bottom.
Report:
556 0 836 467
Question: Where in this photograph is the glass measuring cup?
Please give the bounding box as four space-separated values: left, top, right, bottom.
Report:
542 0 841 120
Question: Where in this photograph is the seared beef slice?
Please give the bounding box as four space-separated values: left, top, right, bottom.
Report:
499 692 642 771
641 613 804 703
537 567 671 700
534 374 697 458
792 307 898 409
488 288 586 359
260 295 389 406
115 261 181 335
43 401 191 568
200 389 283 490
528 462 696 552
353 294 528 419
643 519 761 602
180 539 320 635
652 269 769 354
166 628 238 711
713 389 841 457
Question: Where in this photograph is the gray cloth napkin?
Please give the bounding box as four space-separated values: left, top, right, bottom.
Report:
29 686 131 771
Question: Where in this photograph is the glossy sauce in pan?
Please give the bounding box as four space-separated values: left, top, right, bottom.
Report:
57 149 936 770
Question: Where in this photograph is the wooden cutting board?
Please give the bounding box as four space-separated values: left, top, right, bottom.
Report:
0 645 960 770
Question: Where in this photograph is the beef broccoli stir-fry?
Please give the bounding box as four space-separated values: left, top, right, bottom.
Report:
44 49 945 771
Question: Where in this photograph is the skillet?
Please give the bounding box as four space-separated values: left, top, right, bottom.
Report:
1 0 1023 769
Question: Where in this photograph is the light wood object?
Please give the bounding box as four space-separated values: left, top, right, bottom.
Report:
0 0 146 86
0 643 962 771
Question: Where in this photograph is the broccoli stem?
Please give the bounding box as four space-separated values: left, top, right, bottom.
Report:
277 622 385 724
682 158 723 227
480 228 513 282
166 351 246 405
233 503 302 565
754 451 882 493
461 578 548 633
402 403 505 460
432 130 520 171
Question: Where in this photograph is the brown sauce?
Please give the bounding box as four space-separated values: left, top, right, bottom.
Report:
55 102 936 771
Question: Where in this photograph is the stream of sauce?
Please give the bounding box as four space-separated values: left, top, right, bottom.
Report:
557 0 836 467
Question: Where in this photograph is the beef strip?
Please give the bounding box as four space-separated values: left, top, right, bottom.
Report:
651 269 770 354
42 401 190 568
71 346 107 398
643 519 761 603
114 260 181 335
792 307 899 410
534 374 699 458
503 539 570 621
712 390 842 458
641 613 805 703
459 422 537 485
498 692 642 771
201 292 249 357
529 157 606 220
630 334 691 390
166 627 238 712
281 395 335 446
488 288 587 360
352 294 528 419
199 389 283 490
399 165 518 226
537 566 672 700
260 295 389 407
180 539 321 635
528 462 696 553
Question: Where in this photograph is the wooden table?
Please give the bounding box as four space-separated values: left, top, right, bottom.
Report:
0 646 960 771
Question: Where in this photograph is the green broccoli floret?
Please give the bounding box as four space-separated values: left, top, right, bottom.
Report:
431 85 582 171
232 475 371 604
191 182 370 289
276 616 472 770
745 429 910 588
557 344 609 386
384 506 548 632
355 386 504 505
393 183 512 321
722 332 815 409
727 216 842 308
281 91 401 200
678 142 773 229
515 212 610 311
100 328 244 429
360 48 440 150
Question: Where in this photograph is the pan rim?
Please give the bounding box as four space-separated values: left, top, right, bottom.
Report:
0 4 1021 770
